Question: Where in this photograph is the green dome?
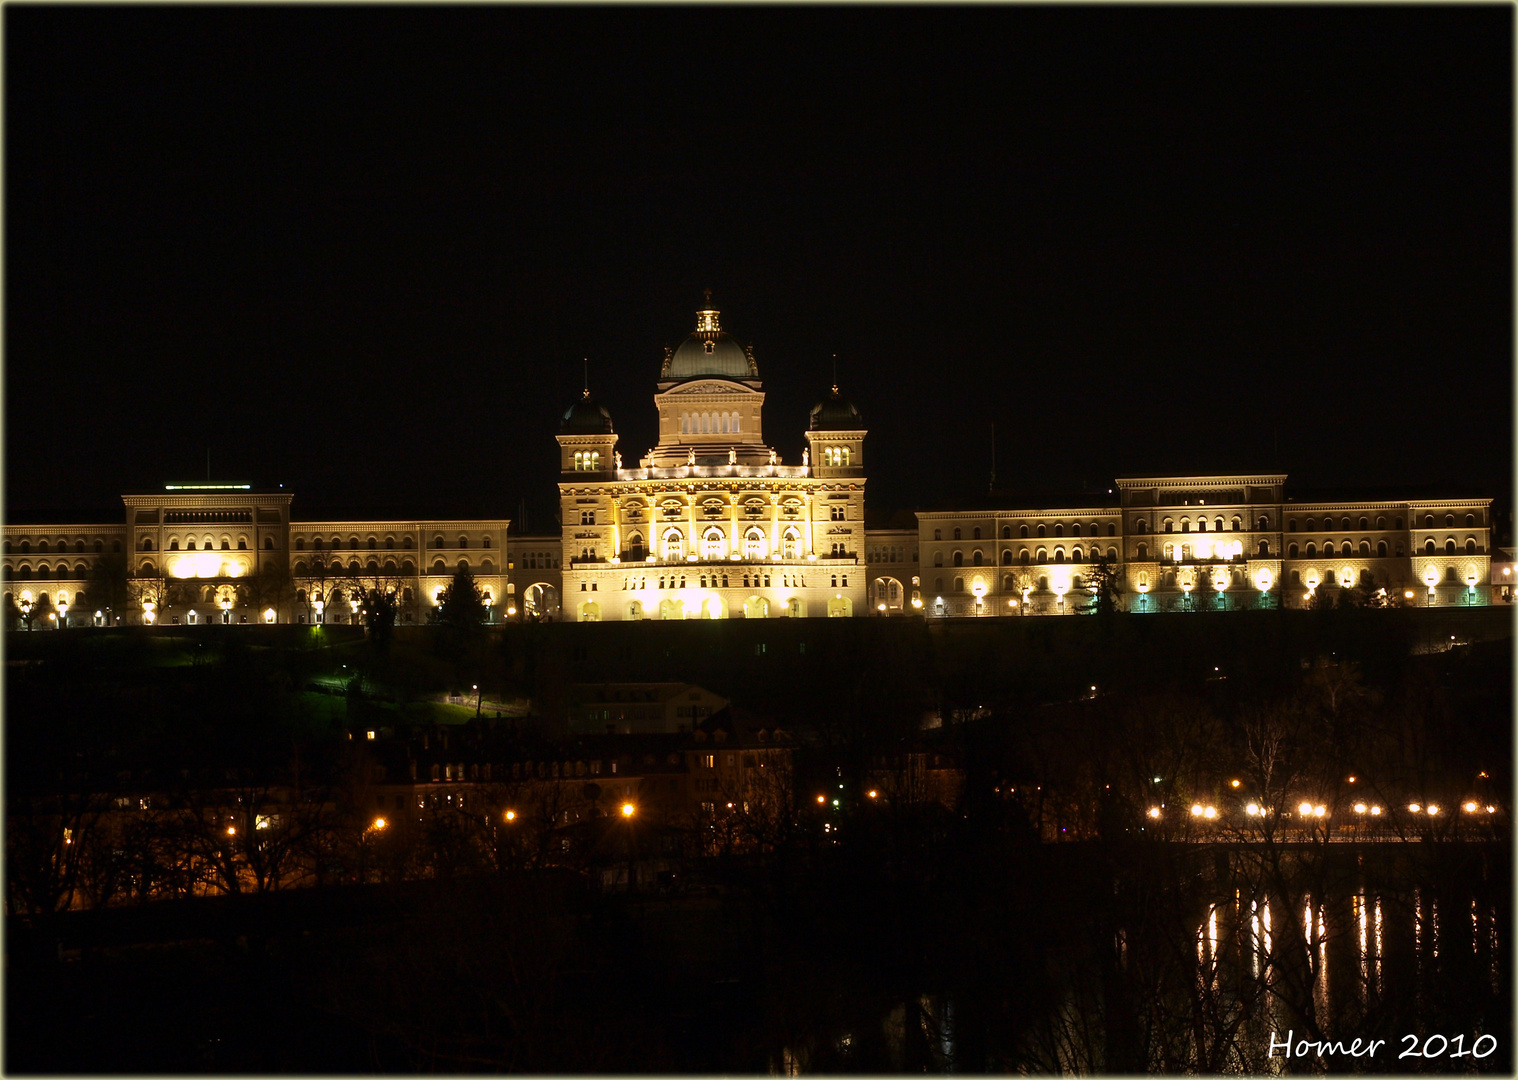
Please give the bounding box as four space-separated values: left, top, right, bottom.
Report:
810 385 863 430
561 391 613 433
662 299 757 381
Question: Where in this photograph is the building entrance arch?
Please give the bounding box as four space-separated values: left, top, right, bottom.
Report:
524 583 561 621
743 595 769 619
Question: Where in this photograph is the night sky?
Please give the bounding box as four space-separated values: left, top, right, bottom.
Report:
7 7 1512 530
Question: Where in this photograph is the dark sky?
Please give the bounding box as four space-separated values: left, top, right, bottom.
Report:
7 7 1512 529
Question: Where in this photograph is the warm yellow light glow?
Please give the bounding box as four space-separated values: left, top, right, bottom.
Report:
867 790 878 799
1354 803 1367 814
1245 802 1260 816
1347 775 1356 783
1426 804 1439 816
264 608 276 623
817 794 826 804
1147 807 1162 819
621 803 635 817
504 810 516 822
1191 804 1204 817
1370 805 1381 816
1405 590 1415 599
1299 801 1314 816
1313 805 1326 817
227 826 236 835
373 818 387 830
1230 779 1240 788
1486 805 1497 814
1202 806 1217 819
1464 801 1478 813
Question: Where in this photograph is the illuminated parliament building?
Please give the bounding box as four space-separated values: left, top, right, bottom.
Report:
2 298 1503 627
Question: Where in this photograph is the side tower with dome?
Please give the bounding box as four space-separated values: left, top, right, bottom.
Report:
555 295 869 621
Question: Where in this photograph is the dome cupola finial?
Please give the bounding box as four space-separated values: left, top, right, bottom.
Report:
696 290 720 335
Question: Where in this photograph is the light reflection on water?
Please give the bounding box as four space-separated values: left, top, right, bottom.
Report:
768 876 1499 1074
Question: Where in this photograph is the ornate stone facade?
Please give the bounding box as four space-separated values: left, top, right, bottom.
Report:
555 300 868 621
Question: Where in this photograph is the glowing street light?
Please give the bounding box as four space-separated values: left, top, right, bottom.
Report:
56 598 68 628
620 803 636 818
1245 803 1261 816
1298 801 1314 817
504 810 517 822
1147 807 1162 819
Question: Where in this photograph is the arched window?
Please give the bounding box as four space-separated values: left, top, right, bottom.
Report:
681 414 688 434
953 528 962 540
1395 517 1404 530
933 552 944 567
1445 514 1455 528
1445 539 1457 556
1182 520 1191 533
1054 524 1064 538
953 577 964 593
1053 547 1065 563
1305 543 1317 557
1163 520 1173 534
1425 515 1435 529
1137 543 1149 560
1231 517 1241 531
1466 514 1476 527
1214 517 1224 532
1037 524 1047 538
1257 540 1270 556
220 539 230 551
1324 542 1335 556
1001 525 1012 539
629 533 647 561
1288 520 1298 533
1072 546 1083 562
1425 539 1436 555
1071 523 1082 537
1377 541 1387 557
971 527 981 540
264 537 274 550
1466 538 1477 555
458 536 469 549
404 536 414 549
934 529 942 541
141 538 153 551
952 551 963 567
1036 547 1047 562
1020 525 1029 538
1020 549 1030 565
744 528 765 560
1196 519 1206 533
1135 520 1148 534
663 529 685 562
1001 550 1012 565
1288 544 1299 558
1359 541 1370 556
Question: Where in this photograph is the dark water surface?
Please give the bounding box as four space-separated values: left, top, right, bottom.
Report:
7 844 1509 1073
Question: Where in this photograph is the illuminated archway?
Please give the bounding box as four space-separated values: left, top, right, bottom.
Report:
626 599 644 621
787 597 805 618
699 594 727 619
872 576 903 613
827 595 853 618
743 595 769 619
524 583 561 620
659 598 685 621
578 600 601 622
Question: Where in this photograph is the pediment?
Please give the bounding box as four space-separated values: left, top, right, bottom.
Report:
662 381 753 396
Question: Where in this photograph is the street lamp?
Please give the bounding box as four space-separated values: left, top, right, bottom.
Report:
350 597 360 625
18 595 32 630
220 596 232 624
483 591 493 623
142 600 155 625
56 598 68 628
